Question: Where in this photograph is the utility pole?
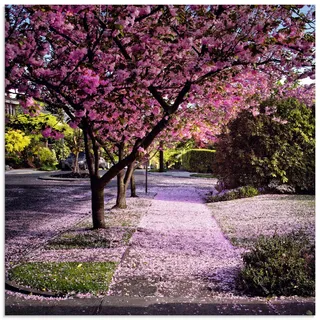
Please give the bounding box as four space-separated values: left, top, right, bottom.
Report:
159 141 164 172
145 160 148 194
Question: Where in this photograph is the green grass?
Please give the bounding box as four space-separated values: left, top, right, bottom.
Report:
46 228 136 249
8 262 117 295
190 173 216 178
46 232 113 249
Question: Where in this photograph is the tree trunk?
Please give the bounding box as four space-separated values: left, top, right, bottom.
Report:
73 151 80 174
159 141 164 172
114 143 128 209
91 179 106 229
130 172 138 197
115 169 127 208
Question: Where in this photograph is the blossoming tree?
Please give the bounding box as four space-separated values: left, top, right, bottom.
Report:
5 5 315 228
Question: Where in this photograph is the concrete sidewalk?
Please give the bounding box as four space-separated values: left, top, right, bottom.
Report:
5 294 315 315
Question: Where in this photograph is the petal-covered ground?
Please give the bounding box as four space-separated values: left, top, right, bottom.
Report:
108 187 244 298
207 194 315 247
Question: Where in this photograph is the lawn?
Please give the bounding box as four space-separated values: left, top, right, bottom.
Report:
207 194 315 248
8 262 117 295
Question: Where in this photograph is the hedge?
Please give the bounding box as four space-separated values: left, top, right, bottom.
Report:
181 149 216 173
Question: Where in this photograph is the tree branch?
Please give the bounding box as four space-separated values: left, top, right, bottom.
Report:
49 26 78 46
135 5 165 22
147 85 170 112
113 36 132 61
171 81 191 112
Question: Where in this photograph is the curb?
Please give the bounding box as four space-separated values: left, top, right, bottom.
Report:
5 280 63 298
5 294 316 315
38 175 91 181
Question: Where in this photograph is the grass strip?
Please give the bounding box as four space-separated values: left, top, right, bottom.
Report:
46 228 136 249
190 173 216 178
8 261 117 295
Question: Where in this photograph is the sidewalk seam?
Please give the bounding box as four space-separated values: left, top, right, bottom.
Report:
94 298 105 315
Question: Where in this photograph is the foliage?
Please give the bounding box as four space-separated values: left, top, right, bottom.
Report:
163 139 196 169
163 149 182 169
52 142 71 162
213 98 315 193
5 129 31 153
8 262 117 295
35 147 58 168
207 185 259 202
6 112 70 139
182 149 216 173
5 113 72 168
237 231 315 297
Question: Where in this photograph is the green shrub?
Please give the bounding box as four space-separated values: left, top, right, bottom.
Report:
213 98 315 193
36 147 57 167
182 149 216 173
238 185 259 198
207 185 259 202
237 231 315 297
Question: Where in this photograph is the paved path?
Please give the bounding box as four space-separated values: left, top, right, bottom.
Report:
108 186 243 298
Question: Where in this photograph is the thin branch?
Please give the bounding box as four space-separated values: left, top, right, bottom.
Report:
49 26 78 46
113 36 132 61
135 5 164 22
103 146 116 165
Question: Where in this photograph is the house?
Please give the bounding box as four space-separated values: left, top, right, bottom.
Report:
5 91 20 116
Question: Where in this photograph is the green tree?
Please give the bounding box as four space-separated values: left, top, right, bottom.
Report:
5 113 71 168
213 98 315 193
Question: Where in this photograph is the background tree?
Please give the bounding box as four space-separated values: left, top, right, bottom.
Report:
6 5 315 228
5 112 69 168
213 97 315 193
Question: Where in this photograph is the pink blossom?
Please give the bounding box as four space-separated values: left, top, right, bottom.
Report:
137 147 146 154
251 108 260 117
68 121 78 129
41 127 52 138
75 110 86 117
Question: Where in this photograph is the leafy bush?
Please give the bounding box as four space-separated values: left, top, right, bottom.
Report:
5 129 31 153
36 147 58 168
238 185 259 198
213 98 315 193
207 185 259 202
5 155 25 169
237 231 315 297
164 149 183 169
182 149 216 173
